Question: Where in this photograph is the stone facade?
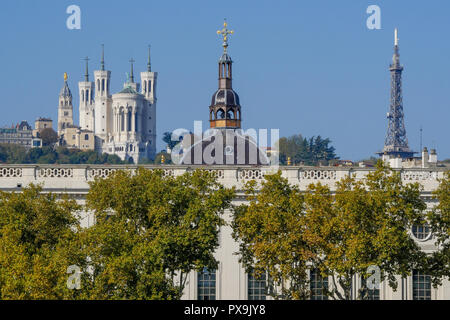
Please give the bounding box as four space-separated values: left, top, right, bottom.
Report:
0 121 41 148
0 164 448 300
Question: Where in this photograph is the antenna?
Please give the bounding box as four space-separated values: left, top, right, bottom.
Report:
394 28 399 46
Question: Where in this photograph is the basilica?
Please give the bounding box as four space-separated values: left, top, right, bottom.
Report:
57 46 157 163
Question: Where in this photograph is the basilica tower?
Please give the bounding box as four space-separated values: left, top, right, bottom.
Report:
78 57 95 131
140 46 157 159
209 20 241 129
93 45 112 145
57 72 74 135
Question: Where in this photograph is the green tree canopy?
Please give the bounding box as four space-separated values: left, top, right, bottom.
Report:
0 144 124 164
426 171 450 286
232 162 431 300
39 128 58 146
0 185 82 299
82 168 235 299
232 172 310 299
303 162 427 300
276 134 339 166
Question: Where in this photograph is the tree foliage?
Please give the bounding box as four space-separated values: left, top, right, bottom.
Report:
0 144 124 164
276 134 339 166
82 168 235 299
426 171 450 286
39 128 58 146
232 162 431 300
0 185 82 299
303 162 427 300
232 172 310 299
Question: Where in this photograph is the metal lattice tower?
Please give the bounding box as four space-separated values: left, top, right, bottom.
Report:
378 29 415 158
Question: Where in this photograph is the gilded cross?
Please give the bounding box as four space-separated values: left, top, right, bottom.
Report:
217 19 234 52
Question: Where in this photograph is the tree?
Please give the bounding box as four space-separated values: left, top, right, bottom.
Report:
232 172 311 299
0 185 82 299
163 131 182 151
39 128 58 146
426 171 450 286
232 162 430 300
276 134 338 166
302 162 427 299
83 168 235 299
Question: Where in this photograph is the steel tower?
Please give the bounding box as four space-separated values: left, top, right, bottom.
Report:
378 29 415 158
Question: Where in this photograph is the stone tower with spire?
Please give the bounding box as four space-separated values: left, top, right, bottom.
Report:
57 72 74 135
93 44 112 148
78 57 95 131
140 46 158 159
378 29 415 159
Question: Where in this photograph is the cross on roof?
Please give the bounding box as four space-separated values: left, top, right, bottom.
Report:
217 19 234 52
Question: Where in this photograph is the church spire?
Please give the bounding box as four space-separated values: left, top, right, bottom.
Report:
129 58 135 83
101 44 105 71
84 56 89 82
147 45 152 72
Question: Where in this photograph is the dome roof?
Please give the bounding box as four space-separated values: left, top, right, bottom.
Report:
118 86 139 94
59 81 72 97
211 89 240 106
219 52 232 63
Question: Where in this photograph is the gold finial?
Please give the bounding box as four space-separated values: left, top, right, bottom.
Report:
217 19 234 52
64 72 68 81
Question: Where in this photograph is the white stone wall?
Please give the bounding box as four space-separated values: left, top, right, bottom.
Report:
0 164 448 299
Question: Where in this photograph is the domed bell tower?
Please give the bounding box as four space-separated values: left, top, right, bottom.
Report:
210 20 241 129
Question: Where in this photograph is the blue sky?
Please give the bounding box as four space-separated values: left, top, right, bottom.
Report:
0 0 449 160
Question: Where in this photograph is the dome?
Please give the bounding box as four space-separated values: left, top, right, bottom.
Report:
211 89 240 106
219 52 232 63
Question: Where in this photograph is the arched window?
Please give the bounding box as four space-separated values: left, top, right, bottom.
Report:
120 111 124 131
148 80 152 93
81 90 84 102
102 79 105 92
144 81 147 93
227 110 233 119
218 109 225 119
135 114 138 132
97 79 100 91
86 90 89 102
84 134 89 140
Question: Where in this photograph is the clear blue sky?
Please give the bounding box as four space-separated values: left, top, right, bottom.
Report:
0 0 449 160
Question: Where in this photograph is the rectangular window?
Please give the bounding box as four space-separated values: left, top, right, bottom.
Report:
360 277 380 300
310 269 328 300
413 270 431 300
248 270 267 300
198 268 216 300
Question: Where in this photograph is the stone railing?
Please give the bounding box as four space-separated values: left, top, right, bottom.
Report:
0 164 446 193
